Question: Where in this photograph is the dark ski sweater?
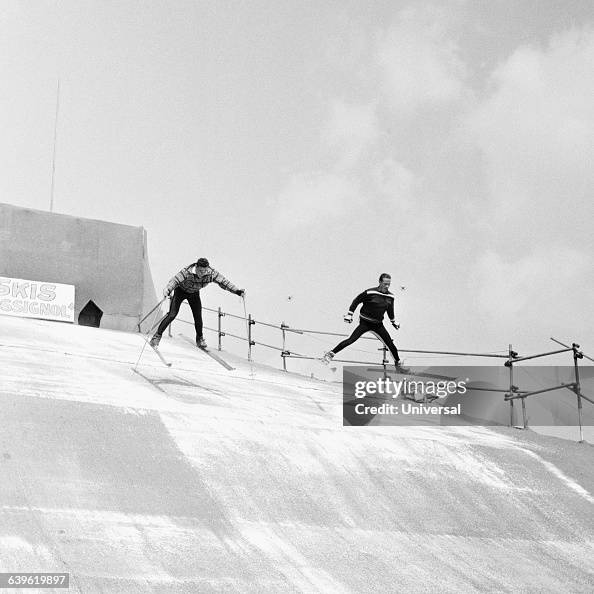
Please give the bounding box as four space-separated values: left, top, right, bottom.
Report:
348 287 395 324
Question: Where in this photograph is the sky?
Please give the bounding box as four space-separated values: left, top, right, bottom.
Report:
1 1 592 369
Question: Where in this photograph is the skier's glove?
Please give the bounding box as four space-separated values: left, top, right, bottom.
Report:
163 287 171 298
343 312 353 324
391 321 400 330
236 289 245 297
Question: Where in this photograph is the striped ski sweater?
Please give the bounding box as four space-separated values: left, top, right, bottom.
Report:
165 264 239 295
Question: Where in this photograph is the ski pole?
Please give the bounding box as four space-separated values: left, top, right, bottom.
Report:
133 298 166 371
137 296 167 331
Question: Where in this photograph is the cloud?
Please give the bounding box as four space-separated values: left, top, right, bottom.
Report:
276 7 469 228
472 246 591 319
371 158 415 211
457 27 594 345
375 6 468 113
274 157 418 227
321 99 379 169
465 28 594 235
275 172 360 227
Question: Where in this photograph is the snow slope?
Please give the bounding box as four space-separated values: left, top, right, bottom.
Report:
0 316 593 593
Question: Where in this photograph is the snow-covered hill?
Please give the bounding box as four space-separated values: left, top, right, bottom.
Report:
1 316 593 593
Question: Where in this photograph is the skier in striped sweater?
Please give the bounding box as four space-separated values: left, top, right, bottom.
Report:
322 273 409 372
150 257 244 349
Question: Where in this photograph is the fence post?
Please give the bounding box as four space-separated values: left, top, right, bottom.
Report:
281 322 288 371
573 343 584 443
248 314 255 361
217 307 225 351
505 344 527 428
507 344 515 427
381 346 388 377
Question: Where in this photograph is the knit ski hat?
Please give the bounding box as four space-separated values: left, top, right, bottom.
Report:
196 257 210 268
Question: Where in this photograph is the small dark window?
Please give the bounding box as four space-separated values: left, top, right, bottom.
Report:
78 300 103 327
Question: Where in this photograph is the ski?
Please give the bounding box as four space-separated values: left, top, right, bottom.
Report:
179 335 235 371
147 341 172 367
199 346 235 371
319 358 337 372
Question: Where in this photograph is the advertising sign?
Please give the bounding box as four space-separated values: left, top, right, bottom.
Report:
0 276 75 323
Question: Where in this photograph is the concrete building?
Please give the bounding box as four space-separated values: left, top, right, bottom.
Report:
0 202 157 331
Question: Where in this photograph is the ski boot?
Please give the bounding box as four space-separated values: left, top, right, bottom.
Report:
321 351 335 365
395 360 411 374
149 334 162 348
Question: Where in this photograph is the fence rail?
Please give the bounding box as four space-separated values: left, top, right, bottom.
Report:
138 301 592 442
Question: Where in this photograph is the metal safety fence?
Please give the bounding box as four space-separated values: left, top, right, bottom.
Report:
138 302 593 441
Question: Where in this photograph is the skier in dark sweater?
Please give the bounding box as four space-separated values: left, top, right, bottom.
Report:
323 273 409 372
150 257 244 349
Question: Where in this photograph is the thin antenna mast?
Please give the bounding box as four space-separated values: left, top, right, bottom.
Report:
50 79 60 212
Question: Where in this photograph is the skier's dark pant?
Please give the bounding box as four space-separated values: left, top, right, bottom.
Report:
156 288 203 341
332 319 400 362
